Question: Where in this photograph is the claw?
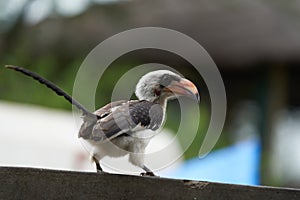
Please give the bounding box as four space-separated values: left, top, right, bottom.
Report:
140 172 156 177
96 170 108 175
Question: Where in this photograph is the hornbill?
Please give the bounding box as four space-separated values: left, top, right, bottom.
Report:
5 65 199 176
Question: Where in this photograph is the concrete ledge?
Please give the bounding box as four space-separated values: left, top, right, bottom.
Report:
0 167 299 200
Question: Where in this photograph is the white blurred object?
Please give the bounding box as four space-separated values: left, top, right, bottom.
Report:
271 110 300 184
0 101 182 175
54 0 89 17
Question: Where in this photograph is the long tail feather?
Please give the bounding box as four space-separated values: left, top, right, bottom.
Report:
5 65 95 119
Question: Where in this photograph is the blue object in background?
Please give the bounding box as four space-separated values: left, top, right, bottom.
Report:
166 137 261 185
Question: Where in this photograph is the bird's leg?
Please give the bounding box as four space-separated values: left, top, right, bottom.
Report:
141 165 156 177
93 156 103 173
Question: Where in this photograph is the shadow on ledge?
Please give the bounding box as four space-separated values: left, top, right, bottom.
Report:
0 167 299 200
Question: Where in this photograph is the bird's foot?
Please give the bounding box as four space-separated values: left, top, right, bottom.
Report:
140 172 157 177
96 170 108 174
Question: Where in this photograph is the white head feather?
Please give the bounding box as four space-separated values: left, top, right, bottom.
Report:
135 70 182 102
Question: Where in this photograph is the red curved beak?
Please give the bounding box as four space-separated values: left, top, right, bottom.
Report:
164 78 200 102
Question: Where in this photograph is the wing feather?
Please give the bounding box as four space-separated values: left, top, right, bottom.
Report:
79 100 164 142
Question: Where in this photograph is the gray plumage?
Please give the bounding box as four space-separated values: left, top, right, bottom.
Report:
79 100 163 142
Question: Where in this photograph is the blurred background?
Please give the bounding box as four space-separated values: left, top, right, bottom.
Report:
1 0 300 187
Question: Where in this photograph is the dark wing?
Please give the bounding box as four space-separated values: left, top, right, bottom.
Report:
129 101 164 130
79 100 164 142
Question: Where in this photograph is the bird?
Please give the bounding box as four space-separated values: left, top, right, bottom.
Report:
5 65 199 176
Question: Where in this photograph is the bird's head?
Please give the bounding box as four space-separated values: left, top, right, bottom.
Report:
135 70 199 104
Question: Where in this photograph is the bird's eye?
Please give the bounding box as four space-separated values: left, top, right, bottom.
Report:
154 88 161 96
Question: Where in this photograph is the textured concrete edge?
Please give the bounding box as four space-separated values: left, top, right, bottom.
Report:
0 167 299 200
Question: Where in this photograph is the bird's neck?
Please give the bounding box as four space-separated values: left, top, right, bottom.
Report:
139 95 169 111
153 97 168 110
